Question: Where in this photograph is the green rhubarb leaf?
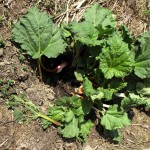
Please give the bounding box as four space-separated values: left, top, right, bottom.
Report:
83 77 104 101
47 106 66 122
99 80 127 101
97 79 127 101
82 100 93 115
83 77 96 97
65 110 75 123
89 46 103 57
108 79 127 92
61 117 79 138
56 96 82 108
136 82 150 97
97 87 114 101
80 120 94 139
101 104 131 130
61 23 71 38
90 92 104 101
134 31 150 79
12 6 66 59
83 3 116 35
121 93 150 110
119 25 133 48
99 32 134 79
75 107 85 117
70 21 100 46
74 70 84 81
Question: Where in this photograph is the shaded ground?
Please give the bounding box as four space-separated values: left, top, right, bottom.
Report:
0 0 150 150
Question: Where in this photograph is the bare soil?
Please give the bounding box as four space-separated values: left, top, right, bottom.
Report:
0 0 150 150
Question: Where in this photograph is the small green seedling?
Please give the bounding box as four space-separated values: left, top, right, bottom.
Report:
0 16 3 23
22 66 28 71
143 9 150 16
0 80 15 96
0 39 5 47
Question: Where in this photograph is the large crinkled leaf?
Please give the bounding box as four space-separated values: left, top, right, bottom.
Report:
134 31 150 79
70 21 101 46
12 7 66 59
101 105 131 130
121 93 150 110
83 3 116 35
99 32 134 79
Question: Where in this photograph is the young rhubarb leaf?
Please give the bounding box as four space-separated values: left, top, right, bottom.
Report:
70 21 100 46
43 96 93 141
97 87 114 101
83 3 116 35
99 32 134 79
56 96 82 108
96 79 127 101
101 104 131 130
136 82 150 97
121 93 150 110
65 110 75 123
47 106 66 122
83 77 97 97
134 31 150 79
12 6 66 59
79 120 94 139
61 117 79 138
83 77 104 101
74 70 84 81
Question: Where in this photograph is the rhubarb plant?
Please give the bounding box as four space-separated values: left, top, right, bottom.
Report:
10 3 150 142
49 3 149 142
43 96 93 141
12 7 66 81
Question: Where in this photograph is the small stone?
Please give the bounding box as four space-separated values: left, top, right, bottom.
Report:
20 82 28 90
6 70 11 73
18 73 29 81
0 62 5 66
0 48 3 57
83 145 93 150
4 60 11 65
